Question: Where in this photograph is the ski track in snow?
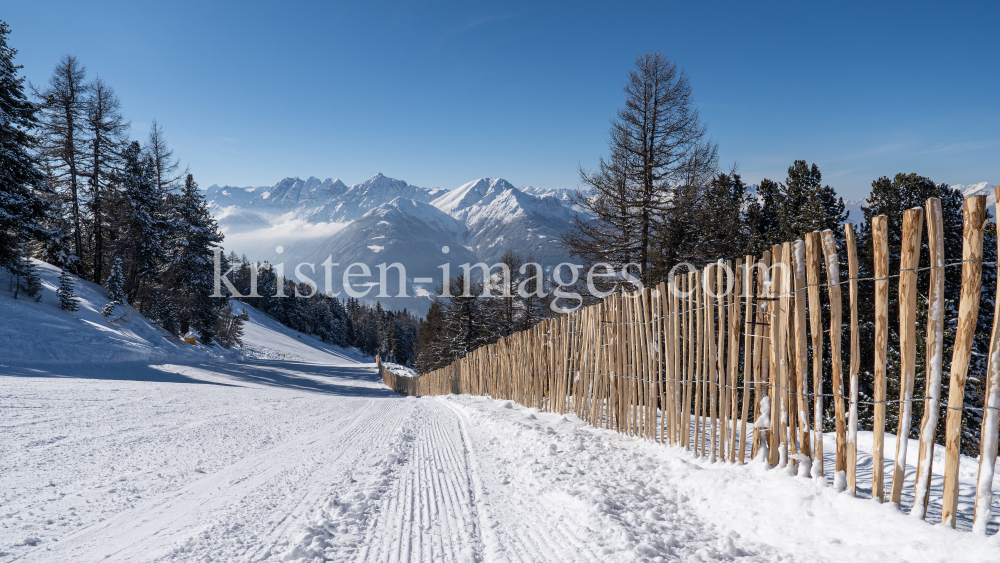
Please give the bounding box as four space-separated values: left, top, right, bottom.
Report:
5 364 1000 562
4 297 1000 561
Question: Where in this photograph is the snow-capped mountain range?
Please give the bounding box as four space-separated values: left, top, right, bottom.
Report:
207 174 583 314
954 182 998 217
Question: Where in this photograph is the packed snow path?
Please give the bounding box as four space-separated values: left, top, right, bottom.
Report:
3 302 1000 561
4 368 999 562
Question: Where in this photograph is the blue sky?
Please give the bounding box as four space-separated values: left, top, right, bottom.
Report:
5 1 998 199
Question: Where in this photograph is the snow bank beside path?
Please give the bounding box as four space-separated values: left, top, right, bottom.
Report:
0 261 231 364
0 261 368 369
380 361 418 378
441 395 1000 562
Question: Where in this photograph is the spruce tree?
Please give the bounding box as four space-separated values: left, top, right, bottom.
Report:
329 297 349 346
152 293 180 335
0 21 51 286
101 257 125 317
778 160 847 242
57 268 80 312
9 254 43 301
35 199 78 270
744 178 782 256
741 161 847 255
116 141 167 310
214 304 247 348
416 302 447 372
162 174 224 343
694 171 750 261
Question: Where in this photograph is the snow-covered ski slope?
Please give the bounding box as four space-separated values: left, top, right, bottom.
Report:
2 266 1000 561
0 261 234 364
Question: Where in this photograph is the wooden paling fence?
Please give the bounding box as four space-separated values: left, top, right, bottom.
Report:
379 191 1000 533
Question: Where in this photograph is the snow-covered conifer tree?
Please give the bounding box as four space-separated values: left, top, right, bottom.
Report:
0 21 51 289
57 268 80 311
9 254 43 301
117 140 167 310
162 174 224 343
101 257 125 317
151 293 180 335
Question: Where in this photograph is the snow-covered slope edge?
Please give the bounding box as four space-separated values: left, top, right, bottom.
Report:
0 260 233 364
229 300 369 365
0 259 376 368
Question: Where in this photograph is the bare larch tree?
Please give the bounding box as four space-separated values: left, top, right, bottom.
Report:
566 51 718 287
34 55 88 273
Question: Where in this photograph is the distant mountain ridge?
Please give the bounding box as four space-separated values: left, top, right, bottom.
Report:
207 174 584 315
954 182 998 217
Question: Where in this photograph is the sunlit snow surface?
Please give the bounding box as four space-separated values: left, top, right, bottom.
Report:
2 264 1000 562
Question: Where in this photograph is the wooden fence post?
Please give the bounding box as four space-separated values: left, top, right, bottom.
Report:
890 207 924 506
646 288 656 441
752 251 770 461
821 230 846 489
695 271 705 456
974 186 1000 533
792 240 811 471
913 199 944 518
942 195 987 528
845 224 860 495
670 278 681 445
660 282 670 443
805 233 825 481
781 243 795 472
782 244 799 474
684 272 695 449
717 262 728 460
587 305 596 425
640 289 654 440
707 264 720 461
770 243 791 468
872 216 889 501
617 292 626 433
739 256 754 464
728 260 742 462
768 245 783 466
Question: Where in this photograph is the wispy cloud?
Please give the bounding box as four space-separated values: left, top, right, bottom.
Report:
214 136 243 156
433 9 531 49
917 140 998 156
825 141 915 165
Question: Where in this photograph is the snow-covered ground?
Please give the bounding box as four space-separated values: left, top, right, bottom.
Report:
0 261 234 364
2 264 1000 561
